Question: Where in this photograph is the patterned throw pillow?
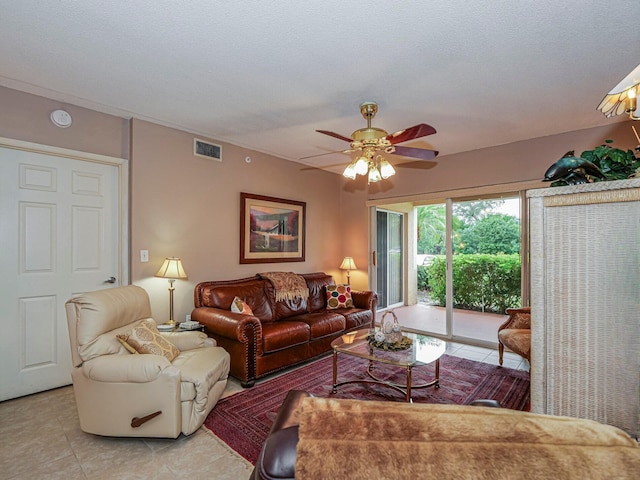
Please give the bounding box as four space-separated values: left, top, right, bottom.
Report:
326 284 354 309
231 296 253 315
116 320 180 362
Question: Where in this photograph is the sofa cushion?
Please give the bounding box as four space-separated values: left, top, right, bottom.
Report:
303 273 335 312
263 275 309 319
69 285 154 363
336 308 372 330
294 312 346 340
498 329 531 359
262 321 310 353
326 284 354 309
204 278 274 321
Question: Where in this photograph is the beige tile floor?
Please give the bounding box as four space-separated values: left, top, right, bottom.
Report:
0 343 528 480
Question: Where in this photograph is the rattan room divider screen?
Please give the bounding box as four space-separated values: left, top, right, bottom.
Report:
528 178 640 439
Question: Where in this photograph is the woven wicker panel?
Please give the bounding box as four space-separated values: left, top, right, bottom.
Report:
529 184 640 438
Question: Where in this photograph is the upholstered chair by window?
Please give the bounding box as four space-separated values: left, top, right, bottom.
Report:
498 306 531 365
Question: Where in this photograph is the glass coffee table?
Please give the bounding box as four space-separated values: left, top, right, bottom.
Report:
331 329 446 402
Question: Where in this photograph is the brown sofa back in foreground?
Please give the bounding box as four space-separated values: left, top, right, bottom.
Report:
192 272 377 387
294 397 640 478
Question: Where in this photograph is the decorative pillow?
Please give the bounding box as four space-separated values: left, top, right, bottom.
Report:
116 320 180 362
116 336 139 354
326 284 354 309
231 296 253 315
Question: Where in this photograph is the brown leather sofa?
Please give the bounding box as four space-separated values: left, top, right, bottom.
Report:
191 272 377 387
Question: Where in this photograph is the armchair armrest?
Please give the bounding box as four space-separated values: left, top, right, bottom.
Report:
82 353 176 383
499 307 531 331
161 331 215 350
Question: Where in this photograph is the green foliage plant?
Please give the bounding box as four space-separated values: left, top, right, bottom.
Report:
426 254 521 314
552 140 640 187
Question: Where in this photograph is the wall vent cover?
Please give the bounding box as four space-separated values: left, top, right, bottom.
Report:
194 138 222 161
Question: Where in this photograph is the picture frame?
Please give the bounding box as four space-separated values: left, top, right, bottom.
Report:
240 192 306 264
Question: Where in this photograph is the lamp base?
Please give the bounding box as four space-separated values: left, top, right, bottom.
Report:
164 319 177 327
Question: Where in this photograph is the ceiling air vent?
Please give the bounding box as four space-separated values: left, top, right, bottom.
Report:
194 138 222 161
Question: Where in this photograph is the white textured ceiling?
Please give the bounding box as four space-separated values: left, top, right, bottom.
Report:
1 1 638 173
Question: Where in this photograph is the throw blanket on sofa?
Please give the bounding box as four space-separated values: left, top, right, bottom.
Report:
260 272 310 302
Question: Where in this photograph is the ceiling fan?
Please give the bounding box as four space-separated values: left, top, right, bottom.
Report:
314 101 439 182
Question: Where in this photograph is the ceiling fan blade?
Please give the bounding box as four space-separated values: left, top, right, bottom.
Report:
299 148 352 160
395 160 438 170
316 130 353 143
386 124 437 144
391 145 439 160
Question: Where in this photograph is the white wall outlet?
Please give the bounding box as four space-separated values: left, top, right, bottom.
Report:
140 250 149 262
185 314 191 322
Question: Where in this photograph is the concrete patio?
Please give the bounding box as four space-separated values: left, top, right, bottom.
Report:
381 303 508 348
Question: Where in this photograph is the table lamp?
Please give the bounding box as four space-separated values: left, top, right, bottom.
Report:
339 257 357 284
155 257 188 326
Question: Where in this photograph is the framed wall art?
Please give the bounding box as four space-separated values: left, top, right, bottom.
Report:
240 192 306 264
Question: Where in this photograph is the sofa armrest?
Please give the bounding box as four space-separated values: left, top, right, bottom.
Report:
191 307 262 343
351 290 378 313
251 390 310 480
81 353 175 383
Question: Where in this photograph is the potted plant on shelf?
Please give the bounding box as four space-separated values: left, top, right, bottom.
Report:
544 140 640 187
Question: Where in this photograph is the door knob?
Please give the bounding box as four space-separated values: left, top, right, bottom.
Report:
105 276 117 284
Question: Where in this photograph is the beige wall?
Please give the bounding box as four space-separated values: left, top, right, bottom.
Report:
0 86 129 159
364 121 637 201
1 85 637 321
0 86 351 322
129 119 347 321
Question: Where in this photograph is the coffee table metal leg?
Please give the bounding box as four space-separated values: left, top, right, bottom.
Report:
435 358 440 389
406 366 412 402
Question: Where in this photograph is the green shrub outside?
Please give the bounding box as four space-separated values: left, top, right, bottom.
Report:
417 264 430 290
424 254 520 314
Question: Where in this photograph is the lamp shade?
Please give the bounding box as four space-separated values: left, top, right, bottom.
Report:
155 257 188 279
339 257 357 271
597 63 640 119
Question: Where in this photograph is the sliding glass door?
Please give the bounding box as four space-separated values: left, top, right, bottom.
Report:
415 194 523 344
376 209 404 309
450 196 522 343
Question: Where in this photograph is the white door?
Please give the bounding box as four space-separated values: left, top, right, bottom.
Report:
0 138 128 401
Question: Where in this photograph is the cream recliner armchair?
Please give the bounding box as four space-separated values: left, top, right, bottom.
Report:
65 285 230 437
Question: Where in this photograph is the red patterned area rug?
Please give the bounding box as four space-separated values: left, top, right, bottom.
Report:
203 353 529 464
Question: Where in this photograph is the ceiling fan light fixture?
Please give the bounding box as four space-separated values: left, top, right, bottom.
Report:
342 162 357 179
313 101 439 182
354 157 369 175
368 165 382 183
379 157 396 179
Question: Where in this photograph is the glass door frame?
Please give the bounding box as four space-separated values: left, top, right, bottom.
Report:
369 206 409 313
375 208 405 310
436 192 527 345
